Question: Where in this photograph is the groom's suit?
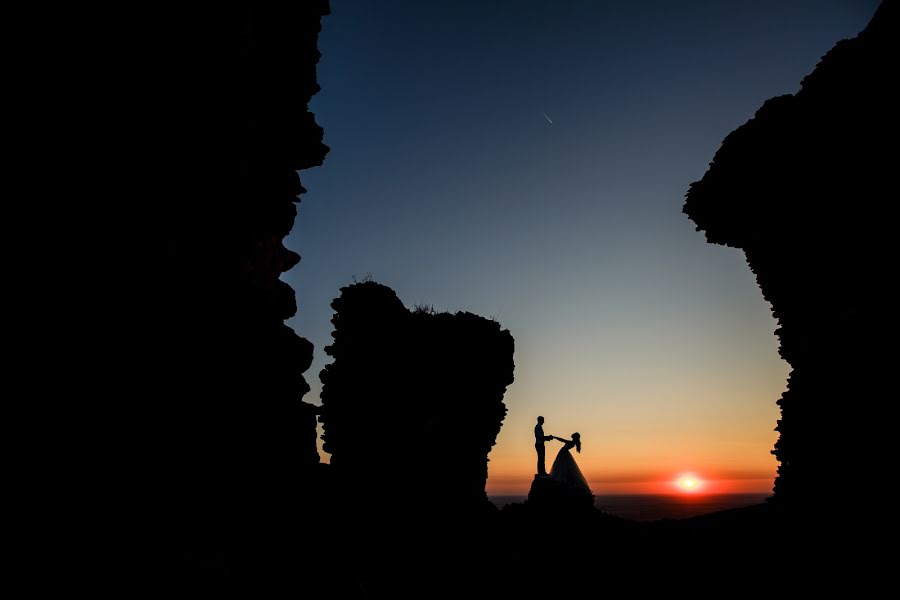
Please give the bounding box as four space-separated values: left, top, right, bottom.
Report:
535 422 550 476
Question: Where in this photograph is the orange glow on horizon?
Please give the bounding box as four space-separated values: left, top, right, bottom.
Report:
485 472 773 496
475 382 783 497
675 474 703 493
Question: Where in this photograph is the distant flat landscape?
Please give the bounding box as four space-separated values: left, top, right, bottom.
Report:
490 493 769 521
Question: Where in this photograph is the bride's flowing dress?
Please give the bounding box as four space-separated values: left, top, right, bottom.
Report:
549 441 592 494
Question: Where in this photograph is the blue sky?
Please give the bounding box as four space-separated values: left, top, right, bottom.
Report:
286 0 879 492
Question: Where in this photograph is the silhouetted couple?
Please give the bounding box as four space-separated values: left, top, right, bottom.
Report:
535 416 591 493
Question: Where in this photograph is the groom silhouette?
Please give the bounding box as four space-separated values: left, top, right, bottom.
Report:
534 416 554 476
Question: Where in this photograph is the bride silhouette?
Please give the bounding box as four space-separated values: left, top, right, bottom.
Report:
549 432 591 494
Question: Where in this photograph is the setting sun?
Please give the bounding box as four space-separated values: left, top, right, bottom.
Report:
676 474 703 493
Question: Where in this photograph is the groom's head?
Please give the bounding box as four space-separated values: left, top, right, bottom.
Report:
537 416 544 424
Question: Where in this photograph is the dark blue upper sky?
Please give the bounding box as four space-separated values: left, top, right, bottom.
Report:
286 0 878 489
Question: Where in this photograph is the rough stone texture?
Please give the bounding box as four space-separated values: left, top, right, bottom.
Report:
319 281 515 512
684 2 896 506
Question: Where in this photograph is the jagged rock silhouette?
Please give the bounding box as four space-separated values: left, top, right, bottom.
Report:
130 1 896 594
319 281 515 512
143 2 333 592
684 1 897 508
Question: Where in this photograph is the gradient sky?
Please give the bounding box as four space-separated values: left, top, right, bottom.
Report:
286 0 879 495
